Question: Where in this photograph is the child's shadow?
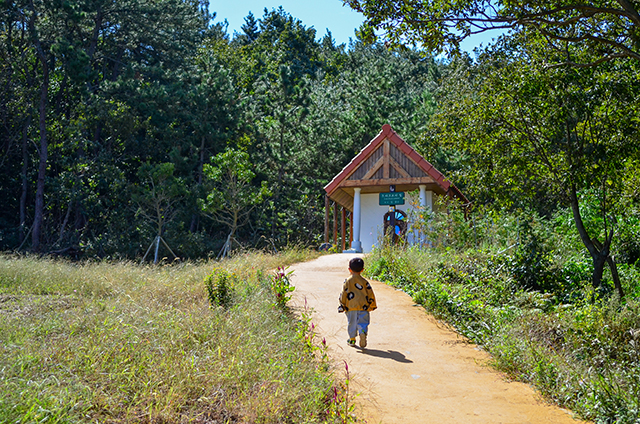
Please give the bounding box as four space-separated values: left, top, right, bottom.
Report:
356 349 413 363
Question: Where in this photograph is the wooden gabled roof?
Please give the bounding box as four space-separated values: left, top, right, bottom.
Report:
324 124 468 211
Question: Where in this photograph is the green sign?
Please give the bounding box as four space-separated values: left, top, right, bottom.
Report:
379 192 405 205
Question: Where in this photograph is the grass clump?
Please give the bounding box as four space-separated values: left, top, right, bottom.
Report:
0 248 342 424
365 207 640 424
204 269 235 308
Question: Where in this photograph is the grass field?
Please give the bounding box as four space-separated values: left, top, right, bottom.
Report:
0 249 353 423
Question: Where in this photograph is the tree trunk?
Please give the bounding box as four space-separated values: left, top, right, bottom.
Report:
569 187 623 298
569 188 604 287
31 41 49 252
607 256 624 298
190 136 206 233
19 119 29 245
57 199 73 246
591 252 607 290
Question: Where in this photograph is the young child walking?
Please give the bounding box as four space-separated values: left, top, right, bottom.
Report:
338 257 377 348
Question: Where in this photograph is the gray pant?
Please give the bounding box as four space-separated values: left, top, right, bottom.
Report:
346 310 370 339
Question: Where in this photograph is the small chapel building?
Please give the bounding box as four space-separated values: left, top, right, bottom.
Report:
324 124 468 253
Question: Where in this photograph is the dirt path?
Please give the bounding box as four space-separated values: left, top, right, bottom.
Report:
289 254 587 424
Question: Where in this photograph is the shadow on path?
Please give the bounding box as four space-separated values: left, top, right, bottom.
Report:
356 348 413 363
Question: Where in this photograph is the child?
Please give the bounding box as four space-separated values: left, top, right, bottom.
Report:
338 257 377 348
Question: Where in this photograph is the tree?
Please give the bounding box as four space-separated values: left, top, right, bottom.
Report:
0 0 210 252
0 5 38 247
167 48 238 233
431 35 640 297
237 11 260 45
202 148 269 258
345 0 640 65
133 163 185 263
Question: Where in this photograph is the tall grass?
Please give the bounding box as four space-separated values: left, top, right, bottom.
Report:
0 249 340 423
366 206 640 423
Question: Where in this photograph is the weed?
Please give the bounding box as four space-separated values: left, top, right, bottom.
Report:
325 361 358 423
270 266 296 308
204 268 235 308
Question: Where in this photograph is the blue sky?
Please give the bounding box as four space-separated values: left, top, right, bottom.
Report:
209 0 502 52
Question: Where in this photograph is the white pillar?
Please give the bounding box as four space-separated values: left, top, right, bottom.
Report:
418 185 434 247
351 188 362 252
419 185 427 208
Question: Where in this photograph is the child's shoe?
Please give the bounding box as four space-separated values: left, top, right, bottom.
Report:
347 338 356 347
359 332 367 348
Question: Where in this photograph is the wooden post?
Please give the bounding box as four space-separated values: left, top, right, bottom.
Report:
341 207 346 252
333 201 338 247
324 195 330 244
383 139 390 178
348 211 353 247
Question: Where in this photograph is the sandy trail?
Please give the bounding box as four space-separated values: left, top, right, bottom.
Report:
289 253 586 424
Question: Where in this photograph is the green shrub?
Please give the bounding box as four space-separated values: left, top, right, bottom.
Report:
616 214 640 266
508 218 562 293
366 244 640 424
204 268 235 308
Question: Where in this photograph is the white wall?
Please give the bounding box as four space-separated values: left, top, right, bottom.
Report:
358 192 431 253
359 194 389 253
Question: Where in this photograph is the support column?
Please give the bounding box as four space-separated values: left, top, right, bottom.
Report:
324 195 330 243
341 207 346 252
333 202 338 247
350 188 362 252
348 212 353 247
419 184 434 212
419 185 433 248
419 185 427 208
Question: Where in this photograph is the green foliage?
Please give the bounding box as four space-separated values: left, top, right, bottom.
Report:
203 148 270 214
508 218 562 293
345 0 640 65
133 162 186 237
616 214 640 266
202 148 270 257
428 32 640 295
204 268 235 308
366 222 640 423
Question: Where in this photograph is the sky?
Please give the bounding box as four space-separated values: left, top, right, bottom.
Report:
209 0 503 52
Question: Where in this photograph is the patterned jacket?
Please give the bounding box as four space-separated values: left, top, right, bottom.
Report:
339 273 377 312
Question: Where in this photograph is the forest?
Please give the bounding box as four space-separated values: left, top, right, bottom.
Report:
1 0 442 259
8 0 638 269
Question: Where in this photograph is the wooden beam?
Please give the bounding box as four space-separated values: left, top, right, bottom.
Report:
339 177 438 187
361 156 384 180
324 195 330 243
337 145 384 183
341 207 346 252
383 139 390 179
348 211 353 247
389 156 410 178
333 201 338 247
331 191 353 212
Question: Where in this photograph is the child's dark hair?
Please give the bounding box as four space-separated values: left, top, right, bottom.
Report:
349 257 364 273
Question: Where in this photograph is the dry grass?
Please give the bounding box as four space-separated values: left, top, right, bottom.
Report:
0 249 334 423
